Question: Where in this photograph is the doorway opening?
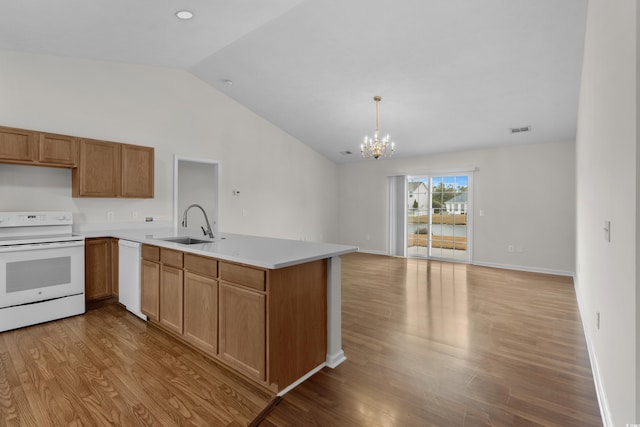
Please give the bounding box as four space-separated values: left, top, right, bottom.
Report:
173 156 219 236
407 174 470 262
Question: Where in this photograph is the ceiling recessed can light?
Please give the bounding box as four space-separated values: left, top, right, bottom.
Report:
175 10 194 20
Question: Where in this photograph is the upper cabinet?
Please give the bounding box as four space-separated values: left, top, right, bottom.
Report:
0 126 35 163
0 126 77 167
0 124 155 199
38 132 78 167
72 138 154 198
121 144 154 198
72 138 121 197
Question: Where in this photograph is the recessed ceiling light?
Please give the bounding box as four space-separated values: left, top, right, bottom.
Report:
175 10 194 20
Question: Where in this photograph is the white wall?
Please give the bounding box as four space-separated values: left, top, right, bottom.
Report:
0 50 338 242
575 0 638 425
337 140 576 274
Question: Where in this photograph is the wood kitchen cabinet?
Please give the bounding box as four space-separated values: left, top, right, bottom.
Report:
141 245 160 321
160 265 184 334
0 126 77 167
37 132 77 166
73 138 121 197
219 281 266 381
0 126 35 163
85 238 113 301
218 261 267 381
72 138 154 198
0 125 154 197
183 254 218 355
121 144 154 198
138 244 327 393
159 248 184 334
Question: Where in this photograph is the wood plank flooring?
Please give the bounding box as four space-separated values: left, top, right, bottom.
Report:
0 304 272 426
0 253 602 426
261 253 602 426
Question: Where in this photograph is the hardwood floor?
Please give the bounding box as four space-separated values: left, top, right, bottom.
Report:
0 304 272 426
261 253 602 426
0 253 601 426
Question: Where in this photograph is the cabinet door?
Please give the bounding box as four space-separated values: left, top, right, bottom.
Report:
38 132 77 167
141 260 160 321
219 283 266 381
121 144 154 198
0 126 36 163
160 265 184 334
73 138 121 197
184 272 218 355
85 238 112 300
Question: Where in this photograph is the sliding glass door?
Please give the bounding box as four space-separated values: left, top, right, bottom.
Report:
407 174 470 262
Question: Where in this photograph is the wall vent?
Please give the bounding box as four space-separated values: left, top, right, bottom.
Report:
510 126 532 134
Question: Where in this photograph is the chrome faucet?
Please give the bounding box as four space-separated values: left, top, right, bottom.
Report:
182 204 214 238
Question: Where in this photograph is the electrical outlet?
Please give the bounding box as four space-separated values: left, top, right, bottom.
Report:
516 245 523 253
507 245 514 253
365 234 371 241
107 211 114 222
132 211 139 219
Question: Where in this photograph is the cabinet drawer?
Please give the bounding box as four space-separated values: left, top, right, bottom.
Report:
141 244 160 261
184 253 217 278
219 262 265 292
161 248 183 268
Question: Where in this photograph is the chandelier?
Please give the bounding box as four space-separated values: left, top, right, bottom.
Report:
360 96 395 159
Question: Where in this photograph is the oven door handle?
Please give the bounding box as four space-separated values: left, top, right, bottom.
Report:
0 240 85 252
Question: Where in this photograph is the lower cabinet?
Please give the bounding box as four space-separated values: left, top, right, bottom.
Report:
85 237 113 301
141 259 160 321
138 244 326 392
159 265 184 334
184 271 218 355
218 282 266 381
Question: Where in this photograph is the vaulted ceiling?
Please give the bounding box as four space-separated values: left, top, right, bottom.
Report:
0 0 588 163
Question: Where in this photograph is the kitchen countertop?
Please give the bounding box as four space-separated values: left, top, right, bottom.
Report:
79 226 358 269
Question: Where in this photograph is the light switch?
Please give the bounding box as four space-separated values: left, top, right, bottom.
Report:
603 220 611 242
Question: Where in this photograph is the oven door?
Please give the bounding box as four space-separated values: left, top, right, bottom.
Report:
0 241 84 308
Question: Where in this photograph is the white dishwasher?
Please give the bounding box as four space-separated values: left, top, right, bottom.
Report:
118 239 147 320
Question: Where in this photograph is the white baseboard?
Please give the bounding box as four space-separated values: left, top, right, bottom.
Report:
326 350 347 368
356 248 390 256
277 362 326 397
573 274 612 427
472 260 574 277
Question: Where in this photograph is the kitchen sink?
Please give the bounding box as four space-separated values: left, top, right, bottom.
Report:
158 237 212 245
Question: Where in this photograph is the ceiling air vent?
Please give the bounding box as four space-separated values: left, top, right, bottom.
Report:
510 126 532 134
340 150 353 155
